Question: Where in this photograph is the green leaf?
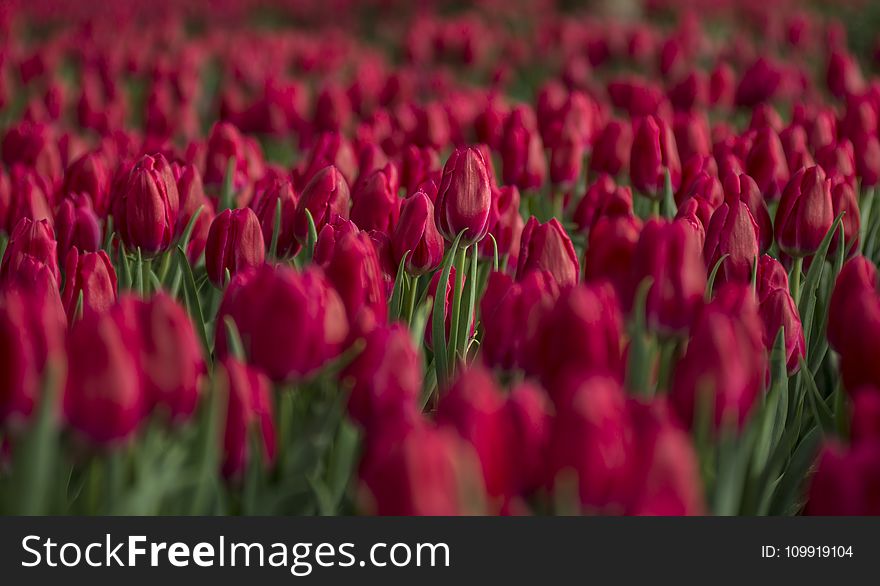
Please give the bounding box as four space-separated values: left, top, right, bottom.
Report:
223 316 246 361
432 231 466 391
447 244 468 363
388 251 410 321
459 243 479 360
219 156 237 212
625 277 654 396
799 358 835 436
135 246 145 296
304 208 318 262
769 427 821 515
705 254 730 300
176 246 210 357
661 168 677 218
118 242 133 291
269 197 282 260
487 233 499 272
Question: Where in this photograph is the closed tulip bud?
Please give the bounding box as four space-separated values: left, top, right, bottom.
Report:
709 62 735 107
0 217 59 284
776 166 834 257
3 166 53 233
481 185 524 264
358 416 486 515
816 140 856 183
672 112 711 164
61 248 117 322
350 163 400 233
63 299 145 445
573 175 633 234
549 135 584 187
806 442 880 515
670 284 767 430
584 215 642 300
755 256 805 373
293 165 351 245
313 217 360 265
216 265 349 382
62 151 111 216
111 153 180 256
55 194 101 260
435 146 492 246
392 190 444 276
724 173 773 253
205 208 265 288
629 218 706 333
297 131 357 189
501 106 547 191
546 374 638 512
203 121 250 191
827 51 864 99
343 324 421 430
734 57 782 108
676 155 719 206
627 400 705 515
516 216 579 288
630 115 681 197
589 119 631 177
0 265 66 425
780 124 815 174
525 283 624 394
437 364 513 502
703 184 761 285
399 145 440 197
505 382 551 494
320 230 387 325
745 127 789 199
828 256 877 353
186 204 214 265
675 198 708 250
1 121 62 183
829 180 860 257
174 163 210 233
480 270 559 371
134 293 205 422
217 357 276 479
249 179 300 258
854 135 880 188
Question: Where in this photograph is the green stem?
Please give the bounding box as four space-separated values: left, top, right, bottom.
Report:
403 274 418 326
790 257 803 306
447 245 467 368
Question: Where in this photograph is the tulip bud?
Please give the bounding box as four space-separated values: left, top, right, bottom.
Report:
629 218 706 333
0 265 66 425
392 190 444 276
435 146 492 246
249 179 300 258
216 265 349 382
217 357 277 478
205 208 265 288
350 163 400 233
63 298 145 445
0 217 59 284
505 382 551 494
55 194 101 260
829 180 860 258
589 119 631 177
754 255 805 373
776 166 834 257
358 416 486 515
549 135 584 187
297 131 357 189
524 283 624 394
437 365 513 502
293 165 351 245
501 106 547 191
313 217 359 266
111 153 180 256
3 166 53 233
745 127 789 200
203 122 251 195
399 145 440 197
546 374 638 512
573 175 633 234
584 215 642 300
481 185 524 264
61 248 117 322
827 50 864 99
343 324 422 430
630 115 681 197
174 163 211 235
734 57 782 108
703 184 761 285
320 230 387 326
516 216 579 288
62 151 111 216
828 256 877 353
672 112 711 164
670 284 767 430
480 270 559 371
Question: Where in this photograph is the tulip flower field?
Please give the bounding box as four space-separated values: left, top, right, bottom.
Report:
2 0 880 516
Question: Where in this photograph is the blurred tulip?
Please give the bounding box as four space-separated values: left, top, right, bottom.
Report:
392 190 444 276
516 216 579 288
61 248 117 322
205 208 265 288
775 166 834 257
293 165 351 246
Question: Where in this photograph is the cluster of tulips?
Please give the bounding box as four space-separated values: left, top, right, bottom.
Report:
1 0 880 515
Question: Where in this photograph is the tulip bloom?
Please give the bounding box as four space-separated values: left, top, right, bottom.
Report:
216 265 349 382
589 119 632 177
54 194 101 260
61 248 117 322
350 164 400 234
574 175 634 234
205 208 266 288
63 299 146 445
703 185 761 285
775 166 834 257
217 357 277 479
629 218 706 333
0 217 60 284
62 151 111 216
516 216 580 288
249 179 300 258
480 185 524 264
745 127 789 200
435 146 492 246
723 173 773 253
111 153 180 256
755 256 805 373
630 115 681 198
392 190 444 276
320 230 387 327
293 165 351 246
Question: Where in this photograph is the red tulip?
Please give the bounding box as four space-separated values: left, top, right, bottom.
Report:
703 183 761 285
249 179 300 259
573 174 633 234
392 190 444 276
589 119 631 177
755 255 805 374
516 216 579 288
0 217 59 284
630 115 680 197
61 248 117 322
54 194 101 260
435 146 492 246
319 230 387 327
205 207 265 288
584 215 643 301
350 163 400 234
776 166 834 257
293 165 351 246
62 151 111 216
